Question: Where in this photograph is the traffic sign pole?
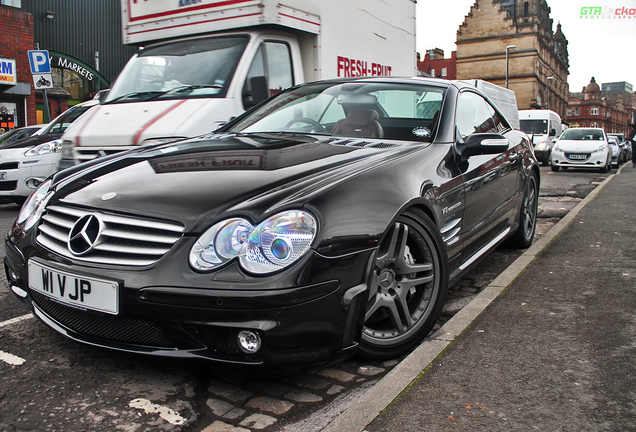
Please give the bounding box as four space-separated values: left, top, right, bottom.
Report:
29 47 52 122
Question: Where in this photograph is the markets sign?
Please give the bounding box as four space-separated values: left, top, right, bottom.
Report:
0 58 17 85
48 51 110 87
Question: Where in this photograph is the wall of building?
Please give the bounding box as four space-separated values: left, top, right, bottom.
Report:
455 0 569 120
0 6 36 127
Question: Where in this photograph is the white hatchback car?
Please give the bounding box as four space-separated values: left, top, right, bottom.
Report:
0 100 97 204
551 127 612 173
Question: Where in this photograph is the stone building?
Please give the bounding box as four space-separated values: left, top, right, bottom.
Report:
567 78 635 137
455 0 569 120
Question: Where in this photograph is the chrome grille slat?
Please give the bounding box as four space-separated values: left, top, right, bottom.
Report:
36 205 185 267
38 224 69 243
101 227 180 244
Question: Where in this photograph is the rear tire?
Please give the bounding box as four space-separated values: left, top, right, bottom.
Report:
359 209 448 360
551 165 560 172
506 171 539 249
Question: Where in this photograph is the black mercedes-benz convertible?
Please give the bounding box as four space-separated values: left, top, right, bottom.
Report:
5 77 539 371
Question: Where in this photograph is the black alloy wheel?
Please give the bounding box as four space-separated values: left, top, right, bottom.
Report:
359 209 448 359
507 171 539 248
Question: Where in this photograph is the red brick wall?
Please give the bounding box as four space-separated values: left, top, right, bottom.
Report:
0 6 36 126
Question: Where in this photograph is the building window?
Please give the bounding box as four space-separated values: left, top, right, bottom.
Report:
591 108 599 115
441 68 447 77
575 108 580 116
1 0 22 6
524 2 530 16
430 68 435 77
567 108 572 116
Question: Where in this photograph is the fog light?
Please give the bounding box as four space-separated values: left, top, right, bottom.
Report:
237 330 261 354
26 177 45 190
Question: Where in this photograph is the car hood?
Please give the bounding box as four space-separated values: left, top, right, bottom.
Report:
52 134 425 231
556 140 606 152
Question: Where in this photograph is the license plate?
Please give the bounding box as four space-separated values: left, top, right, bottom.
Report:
568 154 587 160
0 172 6 180
28 261 119 314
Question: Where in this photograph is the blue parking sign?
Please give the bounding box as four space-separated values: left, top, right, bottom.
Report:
28 50 51 74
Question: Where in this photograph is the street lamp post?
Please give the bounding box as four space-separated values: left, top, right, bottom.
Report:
546 76 554 110
505 45 516 89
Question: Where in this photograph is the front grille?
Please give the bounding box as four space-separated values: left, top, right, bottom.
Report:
0 162 19 170
0 181 17 191
31 291 177 348
36 205 185 266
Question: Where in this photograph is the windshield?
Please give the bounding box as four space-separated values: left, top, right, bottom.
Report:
226 82 446 142
44 103 95 135
560 129 605 141
104 35 249 103
520 119 548 135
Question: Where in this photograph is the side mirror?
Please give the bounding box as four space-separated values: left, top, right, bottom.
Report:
456 133 509 159
97 90 110 104
549 128 556 137
242 76 269 109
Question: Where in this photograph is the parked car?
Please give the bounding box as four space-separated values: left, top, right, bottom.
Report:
4 77 539 371
0 100 97 204
0 124 47 147
551 127 612 173
608 133 631 162
608 135 622 168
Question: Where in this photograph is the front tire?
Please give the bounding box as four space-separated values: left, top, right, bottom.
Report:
359 209 448 360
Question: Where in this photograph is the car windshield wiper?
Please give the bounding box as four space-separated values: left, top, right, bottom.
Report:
158 84 224 96
105 91 167 104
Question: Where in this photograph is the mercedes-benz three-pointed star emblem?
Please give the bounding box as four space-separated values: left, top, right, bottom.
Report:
68 214 102 256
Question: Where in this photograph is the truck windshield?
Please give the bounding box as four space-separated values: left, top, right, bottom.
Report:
104 35 249 103
520 119 548 135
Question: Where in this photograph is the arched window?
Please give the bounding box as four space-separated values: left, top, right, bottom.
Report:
524 2 530 16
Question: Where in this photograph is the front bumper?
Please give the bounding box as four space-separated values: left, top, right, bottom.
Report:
0 154 60 198
551 150 608 169
5 234 375 371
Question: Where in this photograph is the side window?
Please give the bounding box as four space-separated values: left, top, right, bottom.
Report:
456 91 507 139
264 42 293 95
244 41 294 109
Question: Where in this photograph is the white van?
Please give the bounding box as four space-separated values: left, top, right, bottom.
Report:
519 109 562 165
460 79 520 129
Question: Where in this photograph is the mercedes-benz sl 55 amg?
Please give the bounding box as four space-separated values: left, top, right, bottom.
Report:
5 77 539 371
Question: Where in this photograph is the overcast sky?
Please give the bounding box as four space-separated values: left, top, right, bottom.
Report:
416 0 636 93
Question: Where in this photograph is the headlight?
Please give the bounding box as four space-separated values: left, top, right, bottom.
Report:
535 140 548 151
553 144 563 152
593 145 607 153
15 179 54 232
190 210 317 274
24 140 62 157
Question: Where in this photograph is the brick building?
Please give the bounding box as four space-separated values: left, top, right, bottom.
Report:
0 5 36 128
567 78 635 137
455 0 569 120
417 49 457 80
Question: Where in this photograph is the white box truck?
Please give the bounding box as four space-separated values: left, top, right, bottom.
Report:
518 109 563 166
61 0 417 164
